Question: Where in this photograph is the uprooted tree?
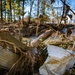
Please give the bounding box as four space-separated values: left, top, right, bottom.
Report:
0 29 53 75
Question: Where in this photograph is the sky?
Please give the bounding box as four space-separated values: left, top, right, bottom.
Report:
69 0 75 10
24 0 75 17
53 0 75 9
52 0 75 15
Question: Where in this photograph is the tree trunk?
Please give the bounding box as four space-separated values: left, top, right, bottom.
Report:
22 0 25 19
37 0 40 17
31 29 53 47
13 0 16 21
10 0 12 22
5 0 6 22
14 9 15 21
42 0 46 15
1 0 3 23
0 30 26 50
28 0 34 23
17 0 20 21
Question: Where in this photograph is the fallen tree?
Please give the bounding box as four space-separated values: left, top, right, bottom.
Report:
0 30 28 51
0 29 53 48
31 29 53 47
1 29 74 75
0 29 53 75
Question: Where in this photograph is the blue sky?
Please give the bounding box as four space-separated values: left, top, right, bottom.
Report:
69 0 75 10
24 0 75 17
52 0 75 15
53 0 75 10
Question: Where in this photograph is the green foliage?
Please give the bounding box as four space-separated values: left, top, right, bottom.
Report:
15 4 26 16
0 0 56 22
5 2 10 10
5 0 26 18
12 3 17 9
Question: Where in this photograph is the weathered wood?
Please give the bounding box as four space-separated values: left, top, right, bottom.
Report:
0 30 26 50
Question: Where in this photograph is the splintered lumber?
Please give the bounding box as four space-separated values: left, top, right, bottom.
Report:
31 29 53 47
0 30 26 50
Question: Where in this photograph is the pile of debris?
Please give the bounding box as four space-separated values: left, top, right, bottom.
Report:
0 27 75 75
0 30 53 75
